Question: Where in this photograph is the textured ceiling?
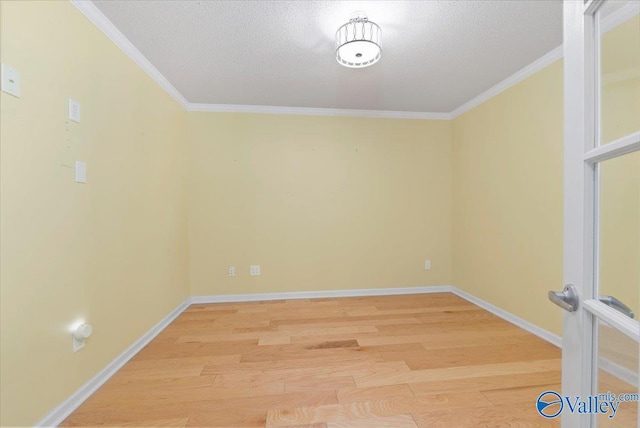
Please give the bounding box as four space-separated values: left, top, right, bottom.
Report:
92 0 563 113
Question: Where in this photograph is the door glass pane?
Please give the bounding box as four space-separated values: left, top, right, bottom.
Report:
599 150 640 318
597 319 639 427
598 1 640 145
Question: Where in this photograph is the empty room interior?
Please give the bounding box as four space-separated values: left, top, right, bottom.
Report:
0 0 639 427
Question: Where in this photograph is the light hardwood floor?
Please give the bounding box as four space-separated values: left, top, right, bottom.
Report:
60 293 635 427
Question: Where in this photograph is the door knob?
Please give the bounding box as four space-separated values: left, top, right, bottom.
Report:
548 284 579 312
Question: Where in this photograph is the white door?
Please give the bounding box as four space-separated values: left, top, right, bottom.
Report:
554 0 640 427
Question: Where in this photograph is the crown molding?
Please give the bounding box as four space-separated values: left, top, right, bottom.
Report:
70 0 189 109
450 3 639 119
69 0 559 121
187 103 453 120
68 0 450 120
70 0 638 121
450 45 563 119
600 1 640 34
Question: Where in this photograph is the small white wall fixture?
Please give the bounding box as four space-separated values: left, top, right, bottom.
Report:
72 323 93 353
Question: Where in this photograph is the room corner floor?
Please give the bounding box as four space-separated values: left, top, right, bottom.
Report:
60 293 634 427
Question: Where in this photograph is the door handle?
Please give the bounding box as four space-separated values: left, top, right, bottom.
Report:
548 284 579 312
599 295 634 319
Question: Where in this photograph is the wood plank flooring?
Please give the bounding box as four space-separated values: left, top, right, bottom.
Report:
59 293 635 427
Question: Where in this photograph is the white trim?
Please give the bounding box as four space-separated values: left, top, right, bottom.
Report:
584 299 640 343
37 284 640 427
450 46 564 119
29 284 640 427
187 103 452 120
451 288 638 387
190 285 454 304
562 3 599 424
599 357 639 389
584 131 640 163
450 288 563 347
190 285 564 347
65 0 556 121
36 284 633 427
585 0 605 17
69 0 188 109
449 2 638 119
67 0 639 121
600 1 640 34
68 0 449 121
33 286 452 425
35 299 191 427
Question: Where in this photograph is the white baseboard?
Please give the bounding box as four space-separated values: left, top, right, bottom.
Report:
190 285 562 351
190 285 454 304
191 284 565 353
35 286 451 426
35 298 191 427
450 288 638 388
599 357 639 389
36 284 635 426
450 287 562 348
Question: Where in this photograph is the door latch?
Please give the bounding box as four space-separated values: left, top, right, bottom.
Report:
599 295 634 319
548 284 579 312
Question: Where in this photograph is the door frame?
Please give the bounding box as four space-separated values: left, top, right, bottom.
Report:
562 2 597 426
562 1 640 427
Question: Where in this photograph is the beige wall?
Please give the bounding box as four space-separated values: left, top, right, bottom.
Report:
452 61 565 336
1 1 637 425
187 113 452 295
0 2 190 425
452 15 640 336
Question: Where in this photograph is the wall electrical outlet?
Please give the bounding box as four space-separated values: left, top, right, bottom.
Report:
250 265 261 276
424 260 431 270
227 266 236 276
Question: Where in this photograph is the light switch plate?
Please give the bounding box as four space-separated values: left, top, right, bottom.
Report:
69 98 81 123
1 63 20 97
75 161 87 183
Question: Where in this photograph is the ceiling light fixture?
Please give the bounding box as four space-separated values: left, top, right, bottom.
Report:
335 11 382 68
